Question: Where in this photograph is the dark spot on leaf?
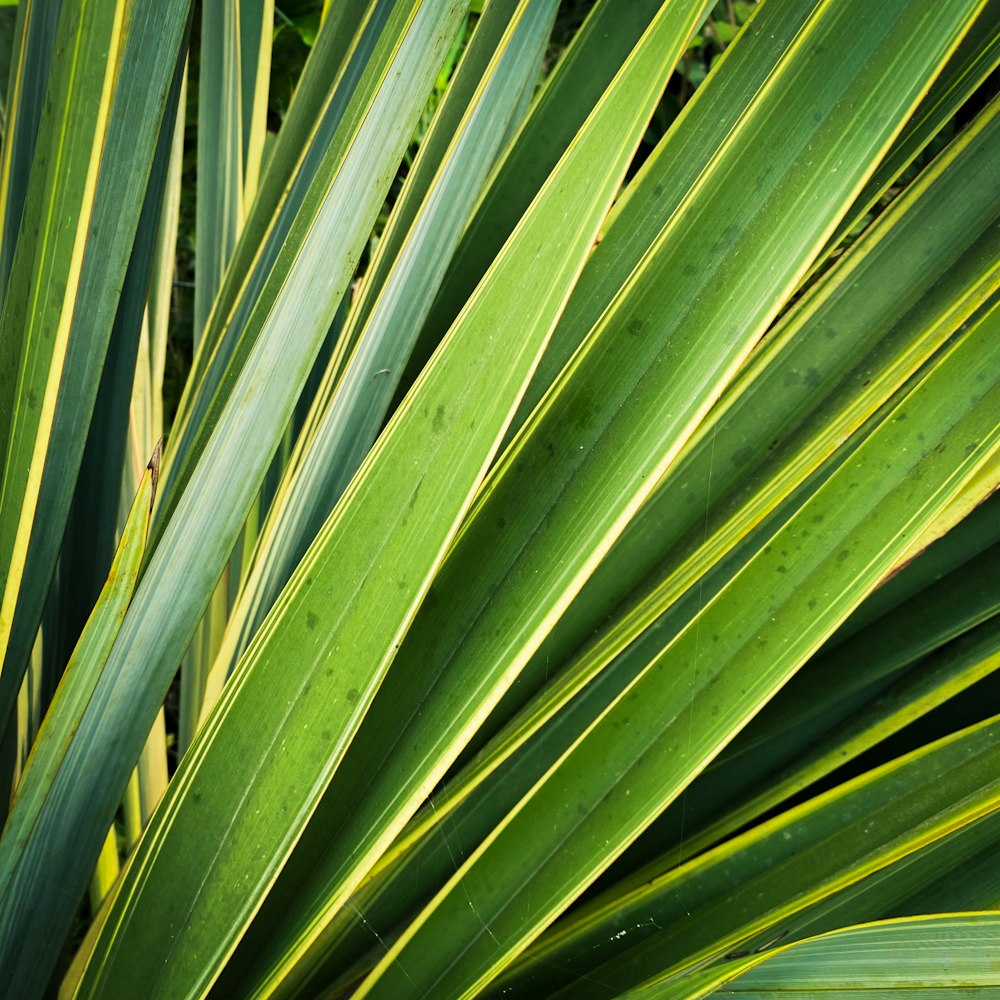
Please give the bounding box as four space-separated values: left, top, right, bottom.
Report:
710 224 740 254
346 687 358 704
755 164 775 190
408 478 422 509
432 405 446 433
570 392 599 431
306 611 319 631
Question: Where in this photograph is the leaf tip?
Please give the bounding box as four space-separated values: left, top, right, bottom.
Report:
148 439 164 505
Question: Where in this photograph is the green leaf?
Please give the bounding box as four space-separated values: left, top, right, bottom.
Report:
160 0 373 509
489 711 1000 999
279 9 989 997
708 914 1000 996
0 7 21 138
839 489 1000 638
194 0 245 344
0 450 157 997
239 0 273 207
469 88 1000 771
194 0 273 342
0 0 128 689
638 542 1000 873
502 0 821 443
357 288 1000 998
202 0 559 710
0 0 63 294
284 498 802 995
184 0 274 737
598 489 1000 886
4 4 1000 1000
48 50 186 707
0 0 193 743
818 0 1000 266
206 4 712 994
72 3 693 995
402 0 679 389
0 2 468 993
